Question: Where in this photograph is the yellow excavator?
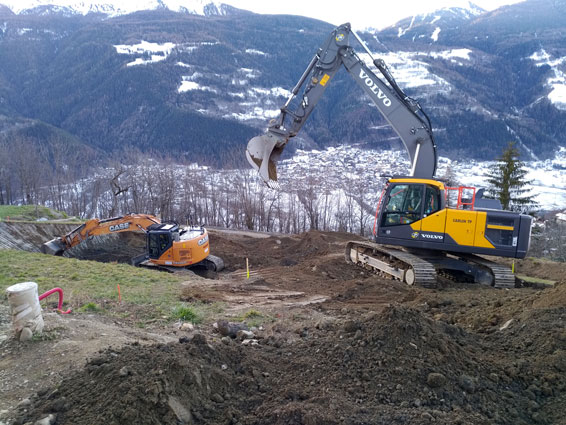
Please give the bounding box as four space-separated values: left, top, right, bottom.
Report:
42 213 224 272
246 23 532 288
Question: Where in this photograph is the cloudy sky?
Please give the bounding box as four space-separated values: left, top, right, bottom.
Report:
222 0 526 29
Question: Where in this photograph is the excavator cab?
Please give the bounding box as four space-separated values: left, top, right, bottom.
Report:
147 223 179 260
379 181 442 228
375 177 532 259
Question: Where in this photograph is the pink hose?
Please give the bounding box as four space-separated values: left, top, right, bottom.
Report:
39 288 72 314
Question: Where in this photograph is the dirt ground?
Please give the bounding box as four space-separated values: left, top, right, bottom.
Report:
1 228 565 425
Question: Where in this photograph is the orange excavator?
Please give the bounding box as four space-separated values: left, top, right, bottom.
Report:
41 213 224 272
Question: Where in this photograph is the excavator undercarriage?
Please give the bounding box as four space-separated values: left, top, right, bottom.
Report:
345 241 516 289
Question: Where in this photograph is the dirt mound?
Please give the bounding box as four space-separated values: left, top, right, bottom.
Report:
15 306 562 425
532 279 566 309
14 335 266 425
210 230 349 272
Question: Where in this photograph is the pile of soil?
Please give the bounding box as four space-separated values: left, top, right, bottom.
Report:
14 304 565 425
210 230 357 272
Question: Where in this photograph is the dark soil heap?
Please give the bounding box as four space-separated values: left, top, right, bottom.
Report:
15 304 565 425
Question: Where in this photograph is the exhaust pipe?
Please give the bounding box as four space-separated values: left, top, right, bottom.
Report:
245 132 288 188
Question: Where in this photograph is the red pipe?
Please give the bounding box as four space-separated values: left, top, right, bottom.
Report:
39 288 72 314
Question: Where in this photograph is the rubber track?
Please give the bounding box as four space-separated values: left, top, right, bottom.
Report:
459 254 516 289
203 254 225 272
345 241 437 289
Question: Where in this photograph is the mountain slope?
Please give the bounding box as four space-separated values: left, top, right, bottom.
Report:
0 0 564 170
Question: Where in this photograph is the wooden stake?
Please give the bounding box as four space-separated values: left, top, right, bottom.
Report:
246 258 249 279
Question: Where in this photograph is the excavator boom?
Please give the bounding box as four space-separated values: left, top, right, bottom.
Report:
246 23 437 186
41 214 160 256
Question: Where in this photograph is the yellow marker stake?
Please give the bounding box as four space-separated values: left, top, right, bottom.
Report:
246 258 250 279
512 260 515 274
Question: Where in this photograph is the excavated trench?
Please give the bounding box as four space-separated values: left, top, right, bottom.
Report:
0 222 77 253
0 221 147 264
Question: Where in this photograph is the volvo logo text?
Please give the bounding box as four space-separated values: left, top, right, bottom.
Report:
359 70 392 107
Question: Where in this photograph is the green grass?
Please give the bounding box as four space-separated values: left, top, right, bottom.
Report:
171 303 202 323
0 250 186 318
517 274 555 286
78 302 102 313
0 205 68 221
171 301 226 324
237 309 272 327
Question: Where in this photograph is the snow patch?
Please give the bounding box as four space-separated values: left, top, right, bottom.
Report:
114 40 175 66
397 15 416 37
362 51 449 89
245 48 268 56
228 107 279 121
240 68 260 78
428 49 472 64
178 74 217 93
431 27 441 42
529 48 566 110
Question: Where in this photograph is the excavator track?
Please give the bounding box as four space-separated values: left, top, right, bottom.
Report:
201 254 225 272
138 254 225 273
345 241 437 288
457 254 516 289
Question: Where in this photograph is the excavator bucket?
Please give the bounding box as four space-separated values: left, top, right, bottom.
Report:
245 133 287 188
41 238 66 256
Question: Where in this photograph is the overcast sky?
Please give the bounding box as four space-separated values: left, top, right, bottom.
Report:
221 0 525 30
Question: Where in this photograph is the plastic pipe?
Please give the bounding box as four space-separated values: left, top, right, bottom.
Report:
39 288 72 314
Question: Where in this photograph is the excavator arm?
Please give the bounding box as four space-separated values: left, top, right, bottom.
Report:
41 214 161 255
246 23 437 187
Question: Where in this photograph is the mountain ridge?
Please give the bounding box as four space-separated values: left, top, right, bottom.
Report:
0 0 564 175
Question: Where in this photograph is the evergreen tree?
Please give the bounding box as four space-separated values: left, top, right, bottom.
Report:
485 142 536 211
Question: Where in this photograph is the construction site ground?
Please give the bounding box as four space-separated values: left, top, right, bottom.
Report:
0 223 565 425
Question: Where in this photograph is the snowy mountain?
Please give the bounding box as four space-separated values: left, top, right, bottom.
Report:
0 0 564 182
0 0 240 17
378 2 486 42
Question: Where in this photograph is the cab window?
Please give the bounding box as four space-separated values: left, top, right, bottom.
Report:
381 184 424 226
424 185 441 216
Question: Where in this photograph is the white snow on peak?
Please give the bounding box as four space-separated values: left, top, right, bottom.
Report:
0 0 226 17
397 15 416 38
530 48 566 110
437 1 485 16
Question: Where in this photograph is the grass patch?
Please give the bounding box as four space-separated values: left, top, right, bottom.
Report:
78 302 102 313
171 303 202 323
169 301 226 324
237 309 271 327
0 250 186 318
0 205 67 221
517 274 555 286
